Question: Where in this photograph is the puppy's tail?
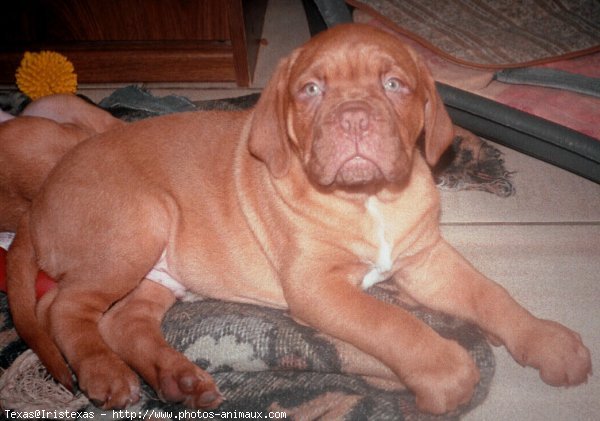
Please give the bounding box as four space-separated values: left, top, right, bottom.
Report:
6 214 73 391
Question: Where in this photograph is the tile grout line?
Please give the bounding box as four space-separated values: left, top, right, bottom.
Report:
441 221 600 227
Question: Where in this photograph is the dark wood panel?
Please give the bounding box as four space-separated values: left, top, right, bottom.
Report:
0 0 230 43
0 42 236 83
0 0 266 86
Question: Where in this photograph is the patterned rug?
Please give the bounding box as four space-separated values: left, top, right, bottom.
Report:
347 0 600 67
0 285 495 420
0 87 499 419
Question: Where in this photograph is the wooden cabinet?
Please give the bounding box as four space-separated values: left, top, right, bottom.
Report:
0 0 267 86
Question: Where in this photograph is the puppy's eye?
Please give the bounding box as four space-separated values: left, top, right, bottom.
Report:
383 77 405 92
303 82 322 97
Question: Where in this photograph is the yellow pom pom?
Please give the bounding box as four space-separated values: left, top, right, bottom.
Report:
15 51 77 100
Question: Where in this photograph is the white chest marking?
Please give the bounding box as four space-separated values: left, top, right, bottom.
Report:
146 250 187 298
361 197 393 289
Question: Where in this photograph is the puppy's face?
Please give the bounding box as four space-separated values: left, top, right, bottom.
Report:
287 35 427 188
249 24 453 190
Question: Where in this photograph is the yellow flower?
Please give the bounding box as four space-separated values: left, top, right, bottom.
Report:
15 51 77 100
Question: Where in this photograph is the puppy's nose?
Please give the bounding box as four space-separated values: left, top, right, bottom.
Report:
339 105 370 135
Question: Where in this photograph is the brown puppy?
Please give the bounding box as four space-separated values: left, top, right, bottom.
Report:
7 24 591 414
0 94 123 231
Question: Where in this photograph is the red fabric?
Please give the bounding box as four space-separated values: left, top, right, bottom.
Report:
0 247 57 300
494 83 600 139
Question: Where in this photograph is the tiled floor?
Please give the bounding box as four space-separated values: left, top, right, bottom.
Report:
6 0 600 418
443 148 600 420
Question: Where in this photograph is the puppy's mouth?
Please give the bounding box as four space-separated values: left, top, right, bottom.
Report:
305 101 411 188
307 140 410 188
335 155 384 186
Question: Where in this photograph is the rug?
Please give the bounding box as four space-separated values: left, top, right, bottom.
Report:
347 0 600 67
0 284 494 420
0 87 498 419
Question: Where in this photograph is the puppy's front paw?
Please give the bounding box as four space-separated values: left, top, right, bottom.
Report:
511 319 591 386
77 354 140 409
404 338 480 415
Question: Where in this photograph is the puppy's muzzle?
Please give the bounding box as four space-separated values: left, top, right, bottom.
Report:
338 101 371 139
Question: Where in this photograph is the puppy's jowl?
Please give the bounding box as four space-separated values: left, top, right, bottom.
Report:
7 24 591 414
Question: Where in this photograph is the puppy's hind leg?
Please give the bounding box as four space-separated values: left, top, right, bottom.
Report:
47 264 153 409
43 227 168 409
100 279 223 409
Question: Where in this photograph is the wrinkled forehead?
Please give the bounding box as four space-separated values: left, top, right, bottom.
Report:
289 39 420 89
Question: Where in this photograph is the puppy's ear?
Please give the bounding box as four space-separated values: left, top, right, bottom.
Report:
420 61 455 166
248 53 297 178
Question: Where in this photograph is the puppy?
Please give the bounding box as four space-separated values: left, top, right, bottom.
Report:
0 94 123 231
7 24 591 414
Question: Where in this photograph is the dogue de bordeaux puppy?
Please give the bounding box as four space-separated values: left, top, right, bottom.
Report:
7 24 591 414
0 94 123 231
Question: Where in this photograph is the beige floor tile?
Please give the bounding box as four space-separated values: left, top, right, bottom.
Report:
252 0 311 88
440 144 600 224
443 224 600 421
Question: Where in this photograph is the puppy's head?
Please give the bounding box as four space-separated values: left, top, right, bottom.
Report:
249 23 453 189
